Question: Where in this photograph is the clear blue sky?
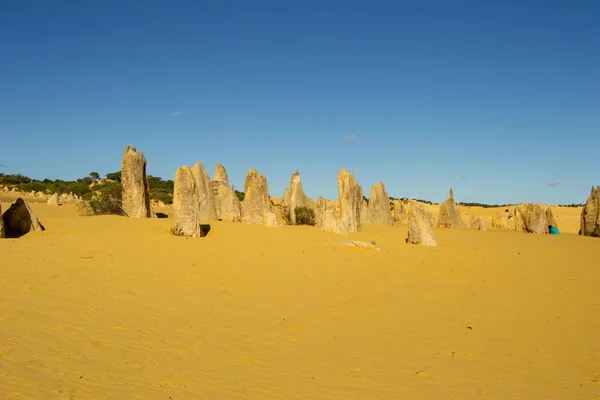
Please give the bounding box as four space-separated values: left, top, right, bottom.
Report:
1 0 598 204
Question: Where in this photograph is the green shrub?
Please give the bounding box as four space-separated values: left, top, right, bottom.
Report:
235 190 245 202
294 206 316 226
18 181 48 193
78 181 125 216
148 175 174 192
62 182 93 197
78 197 125 216
0 173 31 185
151 191 173 205
281 206 293 225
105 171 122 182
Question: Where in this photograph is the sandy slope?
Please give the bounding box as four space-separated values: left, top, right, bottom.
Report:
1 203 599 399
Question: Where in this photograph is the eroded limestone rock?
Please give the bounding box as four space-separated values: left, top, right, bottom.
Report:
171 166 202 237
47 193 59 206
492 211 510 230
470 216 489 231
191 162 218 221
241 169 279 227
580 186 600 236
211 164 242 222
365 182 394 226
0 205 4 238
2 198 45 238
407 203 437 246
282 171 315 225
392 200 408 224
438 188 466 229
320 206 349 235
121 145 152 218
337 168 362 232
515 203 548 234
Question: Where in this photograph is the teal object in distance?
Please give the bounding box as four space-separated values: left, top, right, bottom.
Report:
549 226 560 235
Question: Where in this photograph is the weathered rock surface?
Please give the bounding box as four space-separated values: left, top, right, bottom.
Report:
121 145 152 218
337 168 363 232
2 198 45 238
492 211 510 230
514 206 526 231
392 200 408 224
213 163 229 183
241 169 279 227
59 193 75 203
191 162 218 221
0 205 4 238
470 216 489 231
151 199 166 208
580 186 600 236
336 240 381 251
360 199 368 225
47 193 59 206
320 206 349 235
407 203 437 246
515 203 548 234
438 188 466 229
211 164 242 222
314 196 329 227
171 166 202 237
283 171 315 225
546 207 558 229
365 182 394 226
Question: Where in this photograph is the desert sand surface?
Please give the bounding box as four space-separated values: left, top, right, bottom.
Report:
1 202 599 399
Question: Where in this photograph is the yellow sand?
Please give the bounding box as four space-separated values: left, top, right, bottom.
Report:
1 202 599 399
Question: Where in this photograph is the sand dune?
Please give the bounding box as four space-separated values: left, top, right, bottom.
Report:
1 202 599 399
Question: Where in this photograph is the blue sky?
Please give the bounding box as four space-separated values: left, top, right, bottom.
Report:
1 0 598 204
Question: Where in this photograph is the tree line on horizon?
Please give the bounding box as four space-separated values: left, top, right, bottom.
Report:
0 172 584 208
0 171 175 205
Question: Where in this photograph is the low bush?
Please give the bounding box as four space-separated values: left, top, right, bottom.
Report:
151 191 173 205
281 206 293 225
77 181 125 216
235 190 245 202
294 206 316 226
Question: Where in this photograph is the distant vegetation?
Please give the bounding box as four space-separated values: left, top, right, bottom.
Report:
1 172 95 197
146 175 174 205
77 181 124 216
1 173 584 211
0 171 174 205
458 202 514 208
235 190 245 202
390 196 435 205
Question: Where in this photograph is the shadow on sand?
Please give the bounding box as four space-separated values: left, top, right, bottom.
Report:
200 224 211 237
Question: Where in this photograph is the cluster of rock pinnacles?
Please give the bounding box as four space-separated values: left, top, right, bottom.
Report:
4 145 599 243
100 145 600 244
